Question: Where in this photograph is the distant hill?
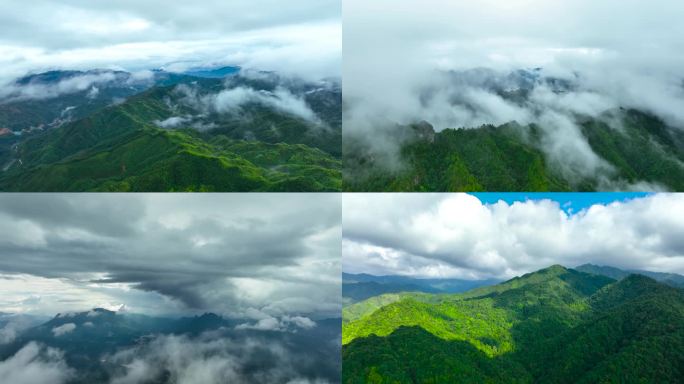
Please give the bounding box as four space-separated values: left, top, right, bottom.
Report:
343 265 684 383
576 264 684 288
342 272 499 304
0 70 342 191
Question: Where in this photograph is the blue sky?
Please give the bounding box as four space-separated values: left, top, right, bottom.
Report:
470 193 652 214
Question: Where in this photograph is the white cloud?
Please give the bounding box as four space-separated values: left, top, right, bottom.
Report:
153 116 190 129
0 72 117 101
343 193 684 279
210 86 318 121
0 342 73 384
51 323 76 337
108 332 332 384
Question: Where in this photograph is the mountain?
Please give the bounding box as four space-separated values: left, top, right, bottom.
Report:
0 69 205 132
342 272 499 304
182 66 241 78
0 69 342 191
576 264 684 288
0 309 342 384
342 265 684 383
344 70 684 192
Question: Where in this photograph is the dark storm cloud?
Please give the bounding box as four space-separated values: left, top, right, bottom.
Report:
0 194 341 318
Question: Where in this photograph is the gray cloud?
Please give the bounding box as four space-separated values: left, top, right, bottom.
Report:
343 193 684 279
344 0 684 186
0 194 341 319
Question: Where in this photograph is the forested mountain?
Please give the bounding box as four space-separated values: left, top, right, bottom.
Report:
0 68 341 191
576 264 684 288
344 69 684 192
343 272 499 304
0 309 342 384
342 265 684 383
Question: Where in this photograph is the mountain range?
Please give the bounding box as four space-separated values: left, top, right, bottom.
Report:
343 272 500 304
342 265 684 383
344 69 684 192
576 264 684 289
0 308 341 383
0 67 341 191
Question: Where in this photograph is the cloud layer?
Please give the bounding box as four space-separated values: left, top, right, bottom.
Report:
0 1 340 86
343 193 684 279
0 194 341 319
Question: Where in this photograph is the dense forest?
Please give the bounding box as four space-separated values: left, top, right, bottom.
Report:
343 109 684 192
342 265 684 383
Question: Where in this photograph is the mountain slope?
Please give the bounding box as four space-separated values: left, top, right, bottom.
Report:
344 109 684 192
0 74 342 191
342 266 684 383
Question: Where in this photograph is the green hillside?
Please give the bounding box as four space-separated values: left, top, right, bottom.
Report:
343 109 684 191
0 82 341 191
342 266 684 383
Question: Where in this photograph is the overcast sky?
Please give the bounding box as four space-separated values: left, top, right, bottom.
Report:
343 193 684 279
0 0 340 85
0 194 341 319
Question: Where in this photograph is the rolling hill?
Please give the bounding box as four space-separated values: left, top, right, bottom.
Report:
342 265 684 383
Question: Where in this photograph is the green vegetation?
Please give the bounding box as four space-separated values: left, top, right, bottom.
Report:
342 266 684 383
344 109 684 191
0 82 341 191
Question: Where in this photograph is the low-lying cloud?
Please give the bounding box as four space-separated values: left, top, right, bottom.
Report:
0 72 118 102
108 332 334 384
0 342 73 384
344 0 684 185
176 83 319 122
343 193 684 279
235 315 317 332
51 323 76 337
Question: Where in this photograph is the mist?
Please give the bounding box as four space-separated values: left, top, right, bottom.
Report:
344 0 684 185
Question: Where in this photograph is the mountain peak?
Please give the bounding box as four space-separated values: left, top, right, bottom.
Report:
545 264 568 273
